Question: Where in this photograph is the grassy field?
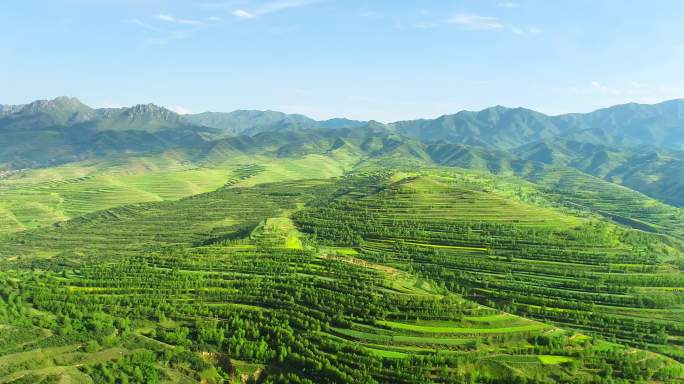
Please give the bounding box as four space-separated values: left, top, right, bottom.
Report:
0 162 682 383
294 168 684 364
0 152 359 235
0 155 234 233
375 320 550 335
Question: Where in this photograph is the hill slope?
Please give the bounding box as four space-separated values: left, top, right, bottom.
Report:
183 110 365 136
513 139 684 206
0 97 219 170
390 99 684 150
0 169 682 383
2 96 683 209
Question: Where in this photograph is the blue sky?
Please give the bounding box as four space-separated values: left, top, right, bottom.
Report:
2 0 684 121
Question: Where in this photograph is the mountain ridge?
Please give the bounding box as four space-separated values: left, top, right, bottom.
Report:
4 96 684 148
2 96 683 206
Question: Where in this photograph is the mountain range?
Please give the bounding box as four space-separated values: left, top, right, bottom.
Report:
2 96 683 206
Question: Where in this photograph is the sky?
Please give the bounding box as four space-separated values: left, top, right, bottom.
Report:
2 0 684 122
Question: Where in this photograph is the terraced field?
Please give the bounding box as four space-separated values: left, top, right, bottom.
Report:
294 170 684 363
0 151 362 235
527 167 684 241
0 156 236 233
0 169 682 383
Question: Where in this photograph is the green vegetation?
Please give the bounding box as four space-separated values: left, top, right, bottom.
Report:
0 156 233 232
1 97 684 382
0 164 682 383
3 97 683 209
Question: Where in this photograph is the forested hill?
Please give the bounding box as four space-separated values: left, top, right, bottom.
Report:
1 97 684 383
1 167 683 383
390 99 684 150
1 97 683 206
182 110 366 136
2 97 683 165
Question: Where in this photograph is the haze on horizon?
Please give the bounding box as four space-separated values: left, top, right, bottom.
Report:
2 0 684 121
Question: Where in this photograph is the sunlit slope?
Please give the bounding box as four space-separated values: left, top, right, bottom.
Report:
1 173 680 383
524 166 684 242
0 156 233 232
0 144 365 234
294 170 684 361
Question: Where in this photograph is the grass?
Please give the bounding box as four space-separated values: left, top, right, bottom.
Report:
0 164 682 382
376 320 549 334
331 327 477 347
251 217 304 249
233 154 359 187
363 347 409 359
295 168 684 362
538 355 574 365
0 343 127 382
0 366 94 384
0 155 234 233
0 151 363 235
229 359 266 382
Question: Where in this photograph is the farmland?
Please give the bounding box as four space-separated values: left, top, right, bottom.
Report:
0 163 682 383
3 3 684 381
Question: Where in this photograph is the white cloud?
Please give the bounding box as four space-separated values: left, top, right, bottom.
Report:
125 18 163 33
232 0 322 19
568 81 624 97
155 14 203 25
509 26 542 35
232 9 256 18
156 14 174 22
125 17 194 46
259 0 321 14
168 105 194 115
498 2 520 8
449 13 504 30
590 81 618 94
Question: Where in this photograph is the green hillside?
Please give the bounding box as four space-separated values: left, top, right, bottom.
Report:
1 168 682 383
0 156 233 232
392 100 684 150
0 98 219 170
183 110 365 136
2 97 682 210
1 97 684 383
512 139 684 207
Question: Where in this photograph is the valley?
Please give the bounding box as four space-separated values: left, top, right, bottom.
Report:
0 97 682 383
5 1 684 382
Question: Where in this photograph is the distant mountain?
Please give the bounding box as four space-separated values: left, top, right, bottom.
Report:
0 96 97 130
389 99 684 150
316 118 367 130
391 106 560 149
555 99 684 149
0 97 201 133
0 97 217 170
0 104 24 117
183 110 365 136
196 124 684 207
513 139 684 206
183 110 316 136
2 96 683 206
90 103 190 133
7 96 683 152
